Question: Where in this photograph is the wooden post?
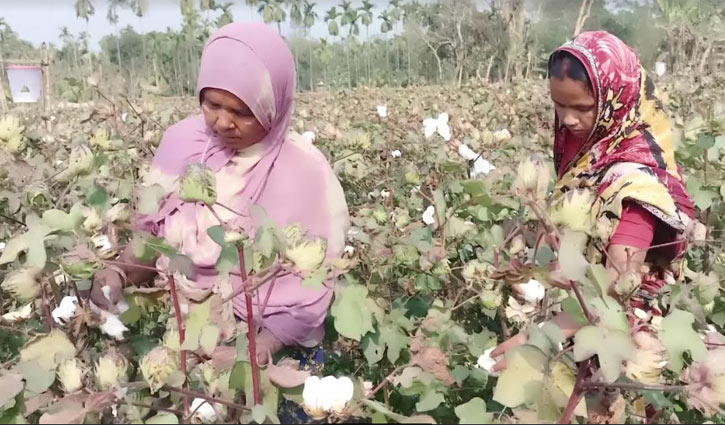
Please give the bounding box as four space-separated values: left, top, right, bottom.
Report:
41 42 51 112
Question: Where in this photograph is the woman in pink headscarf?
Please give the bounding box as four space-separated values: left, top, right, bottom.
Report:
90 22 350 364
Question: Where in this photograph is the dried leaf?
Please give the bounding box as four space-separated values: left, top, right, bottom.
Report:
267 358 311 389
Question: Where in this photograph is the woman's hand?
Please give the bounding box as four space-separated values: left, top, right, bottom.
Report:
490 332 528 373
90 268 125 313
255 328 285 365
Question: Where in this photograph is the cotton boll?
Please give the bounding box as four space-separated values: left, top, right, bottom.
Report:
422 205 436 225
302 131 316 143
2 303 33 323
519 279 545 303
190 398 220 423
457 143 479 161
391 150 402 158
377 105 388 118
477 348 499 376
470 157 495 178
52 296 79 324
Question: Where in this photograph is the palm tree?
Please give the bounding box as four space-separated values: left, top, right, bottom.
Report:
132 0 149 85
215 2 234 27
258 0 287 34
325 7 340 40
107 0 127 69
339 0 360 87
302 1 318 90
59 27 80 73
359 0 374 83
74 0 96 22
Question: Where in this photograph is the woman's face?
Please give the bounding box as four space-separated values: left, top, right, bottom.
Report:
201 88 268 150
549 76 597 140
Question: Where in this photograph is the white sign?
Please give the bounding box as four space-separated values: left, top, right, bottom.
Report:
5 65 43 103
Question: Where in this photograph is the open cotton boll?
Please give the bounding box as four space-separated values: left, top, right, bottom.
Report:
344 245 355 256
190 398 220 423
89 300 129 340
303 376 325 418
519 279 545 303
391 150 402 158
0 241 6 252
328 376 354 413
302 131 316 143
471 157 495 178
477 348 499 376
377 105 388 118
457 143 479 161
422 205 436 225
52 296 79 324
2 303 33 324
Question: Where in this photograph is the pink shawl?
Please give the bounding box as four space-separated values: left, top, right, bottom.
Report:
136 23 349 346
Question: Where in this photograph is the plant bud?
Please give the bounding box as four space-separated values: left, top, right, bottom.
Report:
480 289 502 310
282 224 306 247
140 346 182 393
105 203 130 223
0 115 26 153
58 358 85 393
1 267 41 301
614 271 641 297
178 163 217 205
82 207 103 232
285 238 327 273
462 261 492 284
95 349 129 390
509 235 526 255
550 189 595 234
512 155 549 202
626 331 667 385
90 128 111 149
59 144 95 181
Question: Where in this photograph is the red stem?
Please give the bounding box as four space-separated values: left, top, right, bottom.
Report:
238 246 261 406
168 274 190 418
39 279 54 332
559 360 590 424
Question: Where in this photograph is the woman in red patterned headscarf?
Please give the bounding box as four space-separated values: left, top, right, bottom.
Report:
492 31 697 372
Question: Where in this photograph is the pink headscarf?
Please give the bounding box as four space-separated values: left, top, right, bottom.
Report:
136 23 349 347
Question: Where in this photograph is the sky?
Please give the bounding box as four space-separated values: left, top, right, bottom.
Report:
0 0 417 51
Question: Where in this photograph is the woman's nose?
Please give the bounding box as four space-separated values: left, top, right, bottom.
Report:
562 111 578 127
215 112 236 131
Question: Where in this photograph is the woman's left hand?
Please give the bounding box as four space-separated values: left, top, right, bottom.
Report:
255 328 285 365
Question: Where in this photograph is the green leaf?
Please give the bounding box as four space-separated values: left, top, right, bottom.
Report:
380 324 407 364
302 268 326 289
573 325 633 383
493 345 546 407
207 225 239 275
0 373 23 408
446 216 476 238
181 300 211 351
415 390 444 412
362 334 384 365
14 362 55 394
331 284 375 341
169 254 195 280
230 361 249 391
660 309 707 372
455 397 494 424
199 325 220 356
145 413 179 424
0 235 28 265
251 404 273 424
119 295 142 325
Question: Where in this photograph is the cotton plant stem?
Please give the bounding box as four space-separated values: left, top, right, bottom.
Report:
558 360 590 424
163 386 250 412
39 279 54 332
581 381 687 393
237 246 261 406
345 363 411 418
222 264 283 303
168 274 189 418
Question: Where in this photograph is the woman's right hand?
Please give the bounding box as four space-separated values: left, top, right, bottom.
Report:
90 268 125 313
490 331 528 373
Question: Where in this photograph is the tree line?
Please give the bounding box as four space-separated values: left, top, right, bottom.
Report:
0 0 723 102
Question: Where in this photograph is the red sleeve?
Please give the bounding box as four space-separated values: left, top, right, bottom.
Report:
609 201 657 250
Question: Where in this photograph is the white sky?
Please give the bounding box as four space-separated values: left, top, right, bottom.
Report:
0 0 414 51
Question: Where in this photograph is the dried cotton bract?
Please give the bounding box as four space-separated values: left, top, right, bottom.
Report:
1 267 41 301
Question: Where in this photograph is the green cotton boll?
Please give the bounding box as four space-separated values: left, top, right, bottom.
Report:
178 163 217 206
62 259 99 279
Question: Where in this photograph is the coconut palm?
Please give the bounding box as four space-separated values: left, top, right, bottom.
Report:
258 0 287 34
302 1 318 90
74 0 96 22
